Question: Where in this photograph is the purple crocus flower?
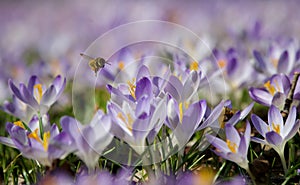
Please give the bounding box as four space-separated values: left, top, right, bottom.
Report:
206 122 251 174
253 39 300 77
249 73 292 108
8 75 66 115
0 115 72 167
166 96 207 147
107 66 167 155
251 105 300 174
60 110 113 171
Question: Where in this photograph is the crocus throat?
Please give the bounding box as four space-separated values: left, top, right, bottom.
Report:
127 79 136 100
34 84 43 104
190 61 199 71
272 122 280 134
218 59 226 68
14 121 25 129
117 112 134 132
179 102 189 123
28 129 50 151
264 80 281 96
226 139 237 153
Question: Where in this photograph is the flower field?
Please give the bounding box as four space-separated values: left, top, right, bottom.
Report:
0 1 300 184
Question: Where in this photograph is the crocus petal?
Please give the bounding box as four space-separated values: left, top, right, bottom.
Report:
135 77 152 101
0 137 16 148
249 87 272 106
198 100 229 130
271 92 286 109
226 111 241 126
268 105 283 132
244 121 251 147
9 79 26 102
19 83 39 109
251 114 269 137
284 120 300 141
206 134 230 153
41 85 57 106
164 75 183 101
277 51 289 74
166 97 180 129
266 131 283 146
135 95 151 119
182 71 199 101
225 124 240 145
27 75 39 95
253 50 266 71
136 65 150 81
251 137 267 145
283 106 297 138
240 102 254 120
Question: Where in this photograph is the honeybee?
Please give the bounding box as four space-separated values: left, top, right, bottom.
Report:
80 53 111 77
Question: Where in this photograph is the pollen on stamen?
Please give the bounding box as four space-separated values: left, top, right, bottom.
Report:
127 79 136 100
272 122 280 134
34 84 43 104
28 129 42 143
190 61 199 71
217 59 226 68
264 80 276 96
14 121 25 129
226 139 237 153
42 131 50 151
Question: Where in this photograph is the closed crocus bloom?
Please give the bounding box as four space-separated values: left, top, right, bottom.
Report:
60 110 113 171
8 75 66 115
251 105 300 174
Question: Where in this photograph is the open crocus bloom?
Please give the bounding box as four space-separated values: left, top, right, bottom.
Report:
8 75 66 115
251 105 300 156
60 110 113 170
0 115 72 167
206 121 251 170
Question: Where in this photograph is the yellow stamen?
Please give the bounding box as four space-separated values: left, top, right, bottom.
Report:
217 59 226 68
34 84 43 104
42 131 50 151
117 112 134 131
14 121 25 129
272 122 280 134
226 139 237 153
127 79 136 100
179 102 189 123
190 61 199 71
264 80 276 96
118 61 125 70
179 102 183 122
28 129 42 143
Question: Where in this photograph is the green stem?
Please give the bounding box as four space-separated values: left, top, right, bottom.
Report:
279 152 288 175
38 111 44 140
244 166 257 185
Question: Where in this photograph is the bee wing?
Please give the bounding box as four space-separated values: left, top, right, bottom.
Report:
80 53 95 61
104 61 112 65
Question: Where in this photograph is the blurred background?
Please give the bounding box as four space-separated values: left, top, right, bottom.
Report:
1 0 300 103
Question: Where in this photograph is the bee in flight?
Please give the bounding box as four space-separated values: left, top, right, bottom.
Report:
80 53 111 77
